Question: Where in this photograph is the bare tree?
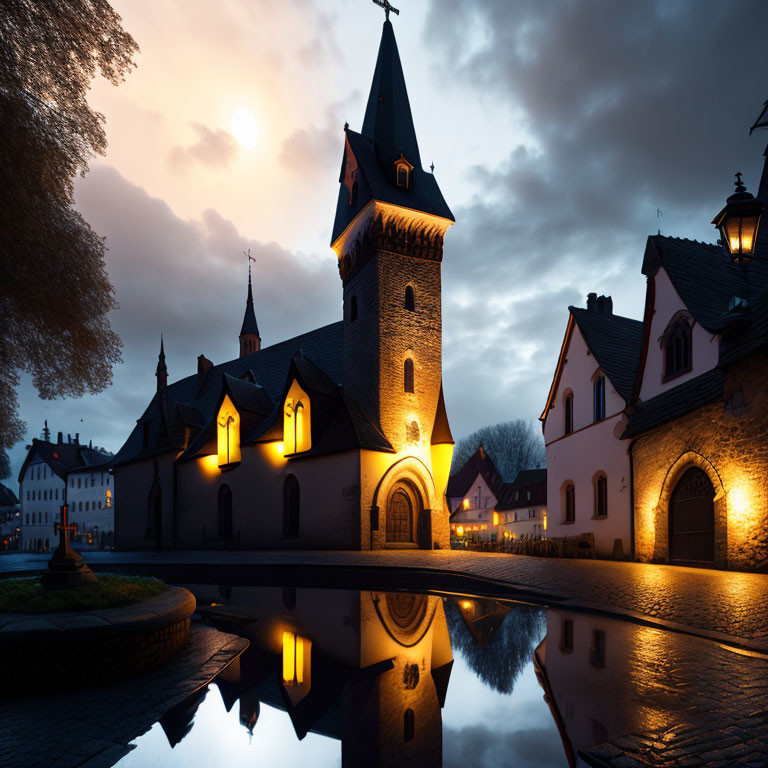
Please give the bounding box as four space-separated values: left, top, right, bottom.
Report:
451 419 545 481
0 1 138 477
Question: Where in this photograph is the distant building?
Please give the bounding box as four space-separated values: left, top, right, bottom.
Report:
0 482 21 551
18 431 114 551
447 446 505 544
112 20 457 553
496 468 547 541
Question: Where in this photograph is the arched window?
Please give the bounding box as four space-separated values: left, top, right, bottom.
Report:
217 395 241 466
594 473 608 517
564 391 574 435
403 709 415 742
663 315 692 381
218 484 233 540
350 295 358 322
405 285 415 311
284 381 311 454
283 475 300 537
404 358 414 393
564 482 575 523
593 375 605 422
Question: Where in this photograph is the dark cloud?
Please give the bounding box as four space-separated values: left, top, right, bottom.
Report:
9 164 340 484
443 723 566 768
431 0 768 437
168 123 239 171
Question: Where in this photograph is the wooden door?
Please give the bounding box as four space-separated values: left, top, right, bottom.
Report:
669 467 715 565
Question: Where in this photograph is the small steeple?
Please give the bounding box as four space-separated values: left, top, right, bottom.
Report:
156 334 168 392
239 264 261 357
42 420 50 442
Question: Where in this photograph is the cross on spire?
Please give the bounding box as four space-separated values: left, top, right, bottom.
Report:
372 0 399 21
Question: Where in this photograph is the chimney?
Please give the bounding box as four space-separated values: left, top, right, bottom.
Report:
197 355 213 391
587 292 597 312
74 432 79 444
595 295 613 315
57 431 63 444
67 433 71 443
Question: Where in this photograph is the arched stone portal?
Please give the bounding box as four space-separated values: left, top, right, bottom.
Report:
386 481 420 544
669 466 715 565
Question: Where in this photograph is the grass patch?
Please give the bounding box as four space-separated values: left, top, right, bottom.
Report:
0 574 169 614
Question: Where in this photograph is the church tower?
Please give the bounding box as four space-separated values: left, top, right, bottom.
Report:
239 265 261 357
331 18 454 455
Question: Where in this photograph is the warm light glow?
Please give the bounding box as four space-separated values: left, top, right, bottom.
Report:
105 489 112 508
463 498 470 510
503 530 511 539
459 600 474 611
728 477 760 537
282 630 311 687
200 454 221 476
456 525 464 537
543 513 547 531
217 394 241 466
284 380 311 454
431 442 454 502
231 108 259 149
492 511 499 526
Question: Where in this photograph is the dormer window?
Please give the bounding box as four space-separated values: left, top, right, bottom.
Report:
662 313 692 381
217 395 241 467
284 380 311 454
394 154 413 189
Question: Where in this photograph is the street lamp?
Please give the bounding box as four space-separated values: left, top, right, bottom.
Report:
712 172 764 265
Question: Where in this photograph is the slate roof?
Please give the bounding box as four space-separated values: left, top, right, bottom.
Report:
496 468 547 511
446 446 504 500
18 439 112 483
569 307 644 402
623 369 726 437
0 482 18 508
113 320 394 468
641 235 768 335
331 21 453 245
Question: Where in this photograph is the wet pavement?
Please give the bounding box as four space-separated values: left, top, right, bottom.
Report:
3 550 767 648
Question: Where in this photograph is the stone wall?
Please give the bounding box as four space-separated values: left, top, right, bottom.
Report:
632 352 768 572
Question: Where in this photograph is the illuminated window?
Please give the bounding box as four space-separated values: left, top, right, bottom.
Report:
405 285 415 311
663 315 692 381
105 489 112 508
216 394 241 466
593 376 605 421
284 380 311 454
282 631 311 688
564 391 574 435
564 482 575 523
404 358 414 393
594 473 608 517
462 498 470 510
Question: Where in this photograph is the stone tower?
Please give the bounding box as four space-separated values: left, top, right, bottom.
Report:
239 265 261 357
331 19 454 453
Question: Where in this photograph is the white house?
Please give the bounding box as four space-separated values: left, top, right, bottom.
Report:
540 295 642 559
497 468 547 541
67 462 115 550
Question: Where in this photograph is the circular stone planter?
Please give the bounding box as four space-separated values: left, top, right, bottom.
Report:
0 586 195 693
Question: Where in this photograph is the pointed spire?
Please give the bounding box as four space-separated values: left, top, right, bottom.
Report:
156 334 168 392
239 266 261 357
362 19 421 167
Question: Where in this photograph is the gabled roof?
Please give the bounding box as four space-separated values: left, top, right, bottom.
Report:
496 468 547 511
540 306 643 423
17 438 112 482
446 446 504 500
331 22 453 246
570 307 643 401
112 322 345 467
641 235 768 335
623 369 725 438
0 482 19 507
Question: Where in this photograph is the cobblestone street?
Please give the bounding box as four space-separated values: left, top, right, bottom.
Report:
3 550 768 648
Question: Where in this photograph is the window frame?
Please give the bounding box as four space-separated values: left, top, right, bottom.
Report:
593 375 606 422
662 313 693 382
563 482 576 523
593 472 608 518
564 390 574 435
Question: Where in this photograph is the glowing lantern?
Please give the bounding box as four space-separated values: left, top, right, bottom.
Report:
712 172 763 265
543 513 547 532
462 498 470 510
492 511 499 527
456 525 464 537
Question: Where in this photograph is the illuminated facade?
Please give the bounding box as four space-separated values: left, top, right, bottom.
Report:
112 19 455 551
541 135 768 571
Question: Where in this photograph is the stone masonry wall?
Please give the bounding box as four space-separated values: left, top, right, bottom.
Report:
633 351 768 572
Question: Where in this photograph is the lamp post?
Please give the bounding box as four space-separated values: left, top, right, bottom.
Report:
712 172 764 266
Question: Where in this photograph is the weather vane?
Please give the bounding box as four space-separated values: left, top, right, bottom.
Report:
244 248 255 278
372 0 399 21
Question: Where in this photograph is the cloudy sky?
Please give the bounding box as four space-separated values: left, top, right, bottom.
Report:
8 0 768 486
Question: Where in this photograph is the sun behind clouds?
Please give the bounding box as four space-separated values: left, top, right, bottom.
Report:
230 108 259 149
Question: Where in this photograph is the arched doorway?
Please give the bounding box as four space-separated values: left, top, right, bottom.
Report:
669 466 715 565
218 484 233 541
386 482 420 544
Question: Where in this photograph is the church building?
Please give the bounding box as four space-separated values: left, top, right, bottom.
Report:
112 18 456 551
